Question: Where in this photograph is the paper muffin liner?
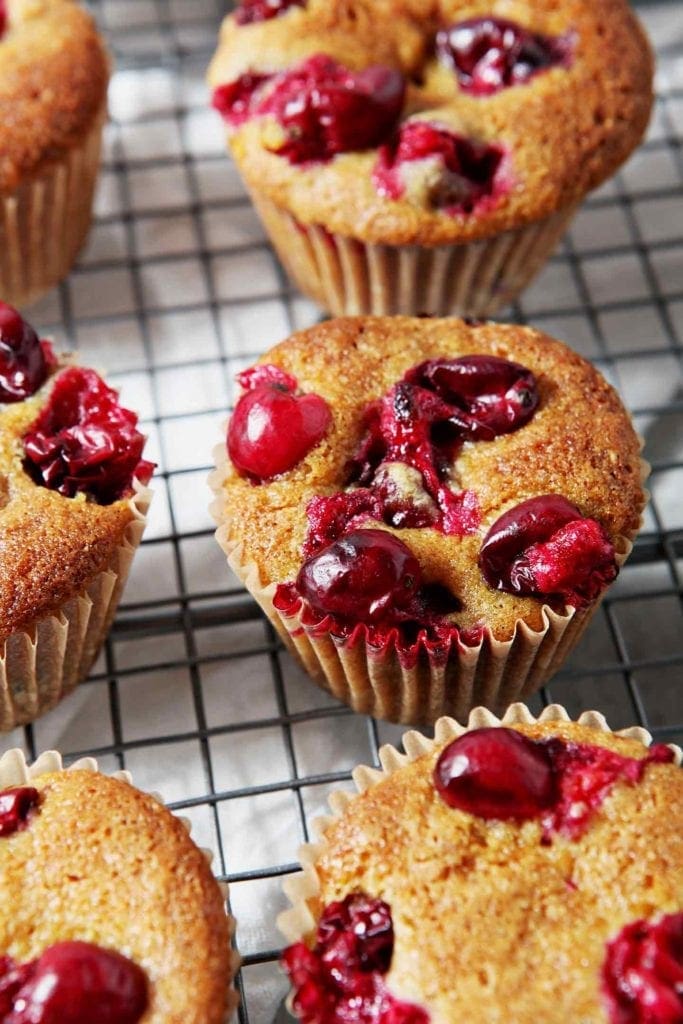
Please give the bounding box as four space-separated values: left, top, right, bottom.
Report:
210 433 647 726
0 479 152 732
0 102 107 309
0 747 240 1022
278 701 683 945
250 192 576 318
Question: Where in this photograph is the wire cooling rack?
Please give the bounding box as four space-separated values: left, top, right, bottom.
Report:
1 1 681 1020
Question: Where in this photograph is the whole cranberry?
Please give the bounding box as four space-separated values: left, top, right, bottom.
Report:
296 529 422 623
479 494 617 607
436 17 570 96
0 787 39 838
234 0 305 24
3 942 147 1024
227 366 331 481
256 55 405 163
602 913 683 1024
0 303 54 403
408 354 538 440
434 727 556 820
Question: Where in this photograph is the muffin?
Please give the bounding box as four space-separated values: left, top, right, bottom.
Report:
0 747 238 1023
278 702 683 1023
0 0 110 307
207 0 653 318
0 301 153 730
210 316 645 725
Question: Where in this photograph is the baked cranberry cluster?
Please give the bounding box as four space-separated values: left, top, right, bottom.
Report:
234 0 304 25
0 942 147 1024
227 364 331 481
0 787 39 838
436 17 571 96
23 367 154 505
282 892 429 1024
434 727 674 841
602 913 683 1024
0 303 56 404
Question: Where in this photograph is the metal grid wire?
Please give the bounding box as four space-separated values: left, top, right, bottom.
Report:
1 1 682 1020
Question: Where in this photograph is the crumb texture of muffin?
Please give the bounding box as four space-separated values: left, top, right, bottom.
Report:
0 765 233 1024
280 707 683 1023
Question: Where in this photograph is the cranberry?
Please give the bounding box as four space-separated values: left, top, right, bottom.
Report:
373 122 504 211
0 303 55 403
227 364 331 481
296 529 422 623
281 893 429 1024
234 0 305 24
436 17 571 96
0 2 7 37
0 942 147 1024
23 368 154 505
602 914 683 1024
434 728 556 820
0 788 39 838
256 55 405 163
479 495 618 607
212 72 273 126
406 355 538 440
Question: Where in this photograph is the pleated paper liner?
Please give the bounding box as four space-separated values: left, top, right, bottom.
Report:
250 191 576 318
0 101 106 309
0 478 152 732
278 701 683 945
0 747 240 1022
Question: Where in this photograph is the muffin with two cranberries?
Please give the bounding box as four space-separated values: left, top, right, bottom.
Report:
0 749 236 1022
0 302 153 730
210 315 645 725
208 0 653 317
278 703 683 1023
0 0 110 306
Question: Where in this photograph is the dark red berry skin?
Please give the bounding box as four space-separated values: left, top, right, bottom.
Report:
0 787 39 837
0 942 147 1024
211 72 273 126
0 1 7 37
227 364 331 481
234 0 304 25
256 55 405 163
602 913 683 1024
436 17 571 96
373 122 505 212
23 368 154 505
0 303 55 404
434 728 556 820
478 494 618 607
296 529 422 624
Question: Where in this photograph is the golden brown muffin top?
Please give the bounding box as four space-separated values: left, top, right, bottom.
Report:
216 316 644 639
0 366 140 644
0 770 232 1024
208 0 653 245
0 0 109 194
310 720 683 1024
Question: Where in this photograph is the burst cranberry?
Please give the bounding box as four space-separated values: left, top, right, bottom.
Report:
256 55 405 163
436 17 571 96
0 2 7 37
406 355 538 440
227 364 331 481
23 368 154 505
0 942 147 1024
374 122 504 211
212 72 273 126
281 893 429 1024
296 529 422 623
0 787 39 837
479 495 618 607
602 913 683 1024
235 0 305 23
434 728 556 820
0 303 55 403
